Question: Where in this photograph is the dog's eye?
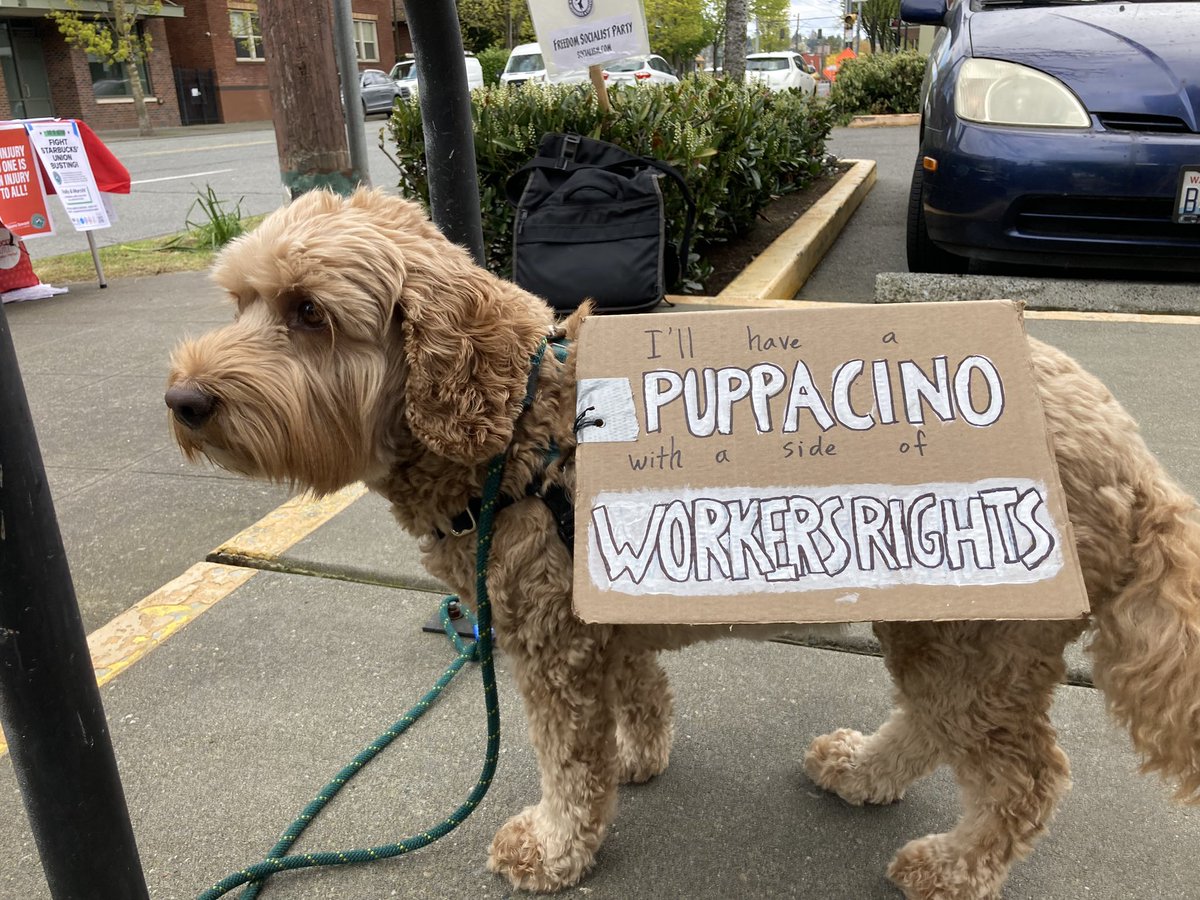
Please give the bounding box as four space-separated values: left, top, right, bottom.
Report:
294 300 327 330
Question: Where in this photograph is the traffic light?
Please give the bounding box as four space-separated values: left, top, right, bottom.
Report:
843 13 858 29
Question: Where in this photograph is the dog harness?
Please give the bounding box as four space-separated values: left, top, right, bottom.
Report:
434 337 575 553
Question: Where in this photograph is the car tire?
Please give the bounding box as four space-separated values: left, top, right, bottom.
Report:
907 155 969 274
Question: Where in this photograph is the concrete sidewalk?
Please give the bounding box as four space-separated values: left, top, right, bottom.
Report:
3 269 1199 899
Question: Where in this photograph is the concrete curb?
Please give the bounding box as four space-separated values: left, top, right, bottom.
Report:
713 158 877 303
848 113 921 128
875 272 1200 316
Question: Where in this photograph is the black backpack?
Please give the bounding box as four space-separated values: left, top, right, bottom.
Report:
505 133 696 314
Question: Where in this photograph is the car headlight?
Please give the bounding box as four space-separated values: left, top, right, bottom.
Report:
955 58 1089 128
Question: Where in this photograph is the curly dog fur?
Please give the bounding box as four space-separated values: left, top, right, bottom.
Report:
166 189 1200 898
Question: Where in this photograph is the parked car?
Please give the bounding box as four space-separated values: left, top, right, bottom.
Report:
499 42 589 87
903 0 1200 275
603 55 679 87
744 51 818 95
387 55 484 101
358 68 402 115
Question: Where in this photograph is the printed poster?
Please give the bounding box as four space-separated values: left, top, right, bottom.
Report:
0 126 53 239
25 120 111 232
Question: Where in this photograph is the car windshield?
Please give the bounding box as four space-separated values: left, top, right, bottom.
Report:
746 58 789 71
507 53 544 73
606 59 648 73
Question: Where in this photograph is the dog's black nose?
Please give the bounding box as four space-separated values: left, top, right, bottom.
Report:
165 384 217 429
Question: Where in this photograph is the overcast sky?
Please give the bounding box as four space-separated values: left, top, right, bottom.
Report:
788 0 848 32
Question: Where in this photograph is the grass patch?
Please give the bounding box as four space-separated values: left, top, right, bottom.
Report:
33 215 265 286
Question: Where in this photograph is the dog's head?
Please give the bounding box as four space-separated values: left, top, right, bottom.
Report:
166 188 555 493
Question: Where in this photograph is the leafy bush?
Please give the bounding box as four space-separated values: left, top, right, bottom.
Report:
387 77 836 290
476 45 509 86
831 51 926 120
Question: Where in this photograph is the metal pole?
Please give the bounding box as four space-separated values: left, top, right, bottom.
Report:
402 0 485 266
333 0 371 187
86 230 107 289
0 304 148 899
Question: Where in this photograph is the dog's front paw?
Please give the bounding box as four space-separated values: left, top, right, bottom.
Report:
887 834 1002 900
616 720 672 784
487 804 599 892
804 728 907 805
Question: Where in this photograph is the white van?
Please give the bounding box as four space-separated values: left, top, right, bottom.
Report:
389 54 484 101
499 43 588 87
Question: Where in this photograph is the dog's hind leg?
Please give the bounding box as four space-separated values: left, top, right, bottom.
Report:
611 645 674 784
876 619 1081 900
487 620 620 892
804 705 942 805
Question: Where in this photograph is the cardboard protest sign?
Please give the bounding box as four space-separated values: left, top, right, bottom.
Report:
0 126 53 239
572 300 1088 624
527 0 650 75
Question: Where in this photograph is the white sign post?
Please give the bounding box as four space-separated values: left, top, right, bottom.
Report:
25 120 111 231
528 0 650 73
24 120 113 287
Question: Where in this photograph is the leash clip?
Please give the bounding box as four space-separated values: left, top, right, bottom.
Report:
449 506 477 537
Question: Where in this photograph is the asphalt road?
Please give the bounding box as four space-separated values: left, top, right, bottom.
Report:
25 114 404 261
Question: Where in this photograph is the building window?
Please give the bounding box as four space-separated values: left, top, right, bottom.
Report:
230 9 264 60
353 19 378 62
88 24 152 97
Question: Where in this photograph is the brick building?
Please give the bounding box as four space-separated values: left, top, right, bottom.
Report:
0 3 185 131
165 0 406 125
0 2 410 132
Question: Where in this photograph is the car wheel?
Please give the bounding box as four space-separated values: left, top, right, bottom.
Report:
906 155 969 274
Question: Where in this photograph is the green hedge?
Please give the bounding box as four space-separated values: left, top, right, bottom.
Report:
386 77 836 290
831 51 926 119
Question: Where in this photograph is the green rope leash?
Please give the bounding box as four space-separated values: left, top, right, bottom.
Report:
197 453 506 900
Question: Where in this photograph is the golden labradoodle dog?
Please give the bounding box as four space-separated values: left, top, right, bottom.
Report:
166 189 1200 899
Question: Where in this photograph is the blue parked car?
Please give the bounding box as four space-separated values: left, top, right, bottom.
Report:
901 0 1200 274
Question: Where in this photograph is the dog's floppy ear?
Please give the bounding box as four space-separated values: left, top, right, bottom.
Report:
397 236 553 464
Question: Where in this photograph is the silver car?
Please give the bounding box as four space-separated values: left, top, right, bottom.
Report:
359 68 402 115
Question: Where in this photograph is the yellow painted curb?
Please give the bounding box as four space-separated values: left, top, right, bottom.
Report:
848 113 921 128
88 563 257 689
1023 309 1200 326
668 295 855 310
0 562 255 757
715 159 877 303
211 483 367 562
0 483 369 758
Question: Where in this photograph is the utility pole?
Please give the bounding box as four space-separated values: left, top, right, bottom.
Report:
259 0 363 198
1 304 150 900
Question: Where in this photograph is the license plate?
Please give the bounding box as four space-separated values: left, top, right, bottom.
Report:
1176 167 1200 223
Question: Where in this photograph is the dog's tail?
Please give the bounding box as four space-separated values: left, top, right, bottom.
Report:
1088 467 1200 803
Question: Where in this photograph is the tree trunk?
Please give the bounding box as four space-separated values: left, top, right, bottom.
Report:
125 58 152 137
259 0 358 199
723 0 748 81
112 0 152 137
